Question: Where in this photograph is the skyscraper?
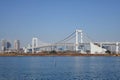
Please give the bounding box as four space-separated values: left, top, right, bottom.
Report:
14 40 20 51
1 39 6 52
1 40 11 52
6 41 11 49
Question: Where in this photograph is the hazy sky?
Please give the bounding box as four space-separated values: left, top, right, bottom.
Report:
0 0 120 47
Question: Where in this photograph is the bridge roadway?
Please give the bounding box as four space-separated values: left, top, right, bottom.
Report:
29 42 120 53
95 42 120 45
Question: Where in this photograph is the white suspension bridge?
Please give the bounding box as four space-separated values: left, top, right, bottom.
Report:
24 29 120 54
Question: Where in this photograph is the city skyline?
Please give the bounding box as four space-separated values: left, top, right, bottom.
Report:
0 39 20 51
0 0 120 47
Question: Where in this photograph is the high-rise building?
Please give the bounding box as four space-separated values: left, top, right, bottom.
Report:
14 40 20 51
1 39 6 52
1 40 11 52
6 41 11 49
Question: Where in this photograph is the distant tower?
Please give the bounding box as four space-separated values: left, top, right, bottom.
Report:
1 39 6 52
32 38 38 53
1 40 11 52
14 40 20 51
6 41 11 50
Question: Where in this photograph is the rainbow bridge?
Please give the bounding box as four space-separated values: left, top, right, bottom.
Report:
24 29 120 54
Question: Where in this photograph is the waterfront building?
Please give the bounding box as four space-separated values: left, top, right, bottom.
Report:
1 39 6 52
14 40 20 51
6 41 11 49
1 40 11 52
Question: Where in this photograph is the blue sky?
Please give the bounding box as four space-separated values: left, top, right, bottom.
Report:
0 0 120 47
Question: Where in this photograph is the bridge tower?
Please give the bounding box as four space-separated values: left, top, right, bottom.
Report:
32 37 38 53
75 29 83 51
116 42 119 54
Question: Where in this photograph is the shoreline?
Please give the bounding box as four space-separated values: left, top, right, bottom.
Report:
0 53 120 57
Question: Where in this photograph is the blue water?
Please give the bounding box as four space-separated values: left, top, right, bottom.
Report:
0 56 120 80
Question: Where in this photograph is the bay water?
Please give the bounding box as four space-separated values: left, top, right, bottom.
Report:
0 56 120 80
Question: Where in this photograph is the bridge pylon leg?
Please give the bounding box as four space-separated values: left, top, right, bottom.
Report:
116 42 119 54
